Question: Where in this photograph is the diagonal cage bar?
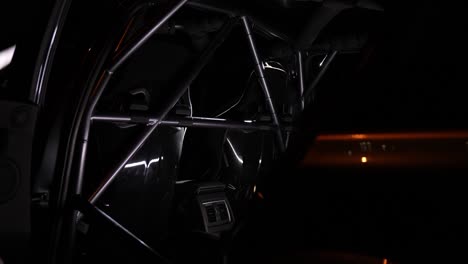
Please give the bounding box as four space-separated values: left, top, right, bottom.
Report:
88 17 238 204
110 0 188 72
66 3 191 257
241 16 285 152
73 197 169 263
76 0 189 198
303 50 338 103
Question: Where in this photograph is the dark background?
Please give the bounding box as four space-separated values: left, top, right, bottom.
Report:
311 2 468 132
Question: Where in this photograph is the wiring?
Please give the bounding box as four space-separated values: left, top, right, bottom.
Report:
215 61 287 118
215 70 254 118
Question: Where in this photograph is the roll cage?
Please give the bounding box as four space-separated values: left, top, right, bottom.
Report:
0 0 382 262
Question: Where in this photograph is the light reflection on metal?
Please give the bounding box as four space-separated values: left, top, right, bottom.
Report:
262 61 286 73
319 54 328 67
192 116 227 121
124 160 146 169
0 45 16 70
297 51 305 110
226 138 243 164
176 180 193 184
303 50 338 102
124 157 162 169
34 26 58 103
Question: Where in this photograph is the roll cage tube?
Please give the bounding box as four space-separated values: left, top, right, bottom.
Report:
52 1 340 263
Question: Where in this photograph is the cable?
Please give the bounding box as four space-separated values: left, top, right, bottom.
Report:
215 70 253 118
215 61 286 118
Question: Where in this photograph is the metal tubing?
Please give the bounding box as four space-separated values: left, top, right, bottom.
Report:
77 1 187 197
303 50 338 103
241 16 285 152
89 18 236 204
187 2 291 42
58 3 188 262
91 115 283 131
297 51 305 110
30 0 73 105
76 71 112 195
110 0 189 72
74 197 168 263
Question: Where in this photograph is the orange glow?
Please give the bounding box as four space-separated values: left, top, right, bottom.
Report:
316 131 468 141
302 130 468 168
351 134 366 139
383 258 388 264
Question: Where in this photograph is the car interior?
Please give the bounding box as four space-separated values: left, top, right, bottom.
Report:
1 0 468 263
